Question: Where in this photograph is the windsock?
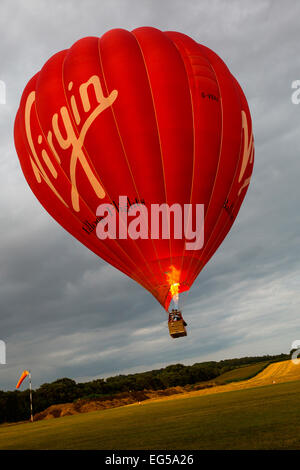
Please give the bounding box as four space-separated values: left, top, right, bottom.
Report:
16 370 30 389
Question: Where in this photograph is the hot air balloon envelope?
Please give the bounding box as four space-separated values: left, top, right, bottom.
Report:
14 27 254 319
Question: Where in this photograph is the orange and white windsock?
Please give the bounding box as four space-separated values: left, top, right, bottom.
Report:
16 370 30 389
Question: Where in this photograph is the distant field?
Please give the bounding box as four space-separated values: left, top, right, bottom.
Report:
135 360 300 406
1 376 300 449
212 362 269 385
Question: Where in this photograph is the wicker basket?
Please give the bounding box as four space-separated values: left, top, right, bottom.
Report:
168 319 187 338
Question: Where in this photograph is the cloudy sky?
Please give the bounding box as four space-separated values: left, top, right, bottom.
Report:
0 0 300 390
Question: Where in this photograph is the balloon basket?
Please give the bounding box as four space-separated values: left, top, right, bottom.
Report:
168 310 187 338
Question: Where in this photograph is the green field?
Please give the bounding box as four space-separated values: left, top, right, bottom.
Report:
1 379 300 450
212 361 269 385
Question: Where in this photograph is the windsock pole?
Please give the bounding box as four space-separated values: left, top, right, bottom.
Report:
28 370 33 422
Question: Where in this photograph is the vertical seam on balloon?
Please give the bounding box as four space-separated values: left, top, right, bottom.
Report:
62 45 158 293
131 30 174 308
33 55 152 292
165 33 196 295
192 108 253 285
183 48 224 288
96 36 166 293
96 36 165 295
131 31 172 267
189 142 245 288
60 44 157 294
189 74 246 287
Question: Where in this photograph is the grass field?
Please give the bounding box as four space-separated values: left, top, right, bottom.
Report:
1 377 300 449
212 361 269 385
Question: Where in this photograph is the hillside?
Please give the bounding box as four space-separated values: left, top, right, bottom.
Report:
145 359 300 404
33 359 299 421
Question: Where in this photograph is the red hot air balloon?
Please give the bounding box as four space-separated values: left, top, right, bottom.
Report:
14 27 254 337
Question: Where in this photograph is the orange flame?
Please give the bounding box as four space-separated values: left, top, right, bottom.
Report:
166 266 180 307
170 282 180 297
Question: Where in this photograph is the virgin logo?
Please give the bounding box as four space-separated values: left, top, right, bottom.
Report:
24 75 253 216
24 75 118 212
238 110 254 196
